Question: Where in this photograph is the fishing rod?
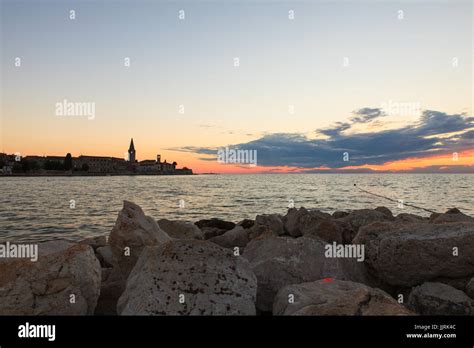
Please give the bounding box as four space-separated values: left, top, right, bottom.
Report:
353 184 438 214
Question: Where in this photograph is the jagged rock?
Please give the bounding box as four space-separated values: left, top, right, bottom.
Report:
243 236 370 312
466 278 474 298
157 219 203 240
117 240 257 315
354 221 474 287
108 201 171 278
79 235 107 250
341 209 394 232
430 208 474 224
248 214 285 239
273 279 412 315
0 241 101 315
96 245 114 268
238 219 255 229
209 226 250 249
195 218 235 231
407 282 473 315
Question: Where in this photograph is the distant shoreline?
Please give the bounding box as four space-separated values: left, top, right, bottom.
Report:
1 172 472 177
0 173 197 177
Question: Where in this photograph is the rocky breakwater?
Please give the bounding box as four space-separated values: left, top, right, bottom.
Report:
2 202 473 316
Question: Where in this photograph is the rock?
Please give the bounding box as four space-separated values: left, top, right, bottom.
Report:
200 227 228 240
157 219 203 240
374 206 393 218
96 245 114 268
284 207 353 243
195 218 236 240
248 214 285 239
238 219 255 229
108 201 171 278
354 222 474 287
0 241 101 315
341 209 394 232
430 208 474 224
284 207 309 237
284 208 333 237
395 213 427 224
243 236 370 312
79 235 107 250
273 279 412 315
94 270 124 315
302 218 354 244
407 282 473 315
209 226 250 249
466 278 474 298
195 218 235 231
117 240 257 315
101 268 112 283
333 211 350 219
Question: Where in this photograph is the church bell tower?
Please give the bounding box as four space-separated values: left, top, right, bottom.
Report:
128 138 136 162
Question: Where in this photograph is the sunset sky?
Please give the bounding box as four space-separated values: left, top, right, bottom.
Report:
1 0 472 173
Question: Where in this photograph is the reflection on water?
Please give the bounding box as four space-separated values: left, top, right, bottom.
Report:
0 174 472 242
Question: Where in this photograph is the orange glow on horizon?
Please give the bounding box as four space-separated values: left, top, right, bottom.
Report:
340 149 474 172
3 143 473 174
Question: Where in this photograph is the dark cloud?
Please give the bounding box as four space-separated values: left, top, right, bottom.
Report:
350 107 386 123
318 107 387 137
171 110 474 170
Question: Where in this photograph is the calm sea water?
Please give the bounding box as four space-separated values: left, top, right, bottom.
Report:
0 174 472 243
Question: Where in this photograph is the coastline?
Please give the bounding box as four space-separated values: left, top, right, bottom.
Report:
1 201 473 316
0 172 196 177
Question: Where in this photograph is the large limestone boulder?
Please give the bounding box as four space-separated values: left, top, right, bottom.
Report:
302 218 353 244
108 201 171 277
248 214 285 239
354 221 474 287
0 241 101 315
395 213 427 224
243 236 370 312
157 219 203 240
284 208 353 243
430 208 474 224
284 208 332 238
407 282 473 315
374 206 394 218
209 225 250 249
273 279 412 315
117 240 257 315
339 209 394 234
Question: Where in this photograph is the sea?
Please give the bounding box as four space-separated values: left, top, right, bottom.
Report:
0 174 472 242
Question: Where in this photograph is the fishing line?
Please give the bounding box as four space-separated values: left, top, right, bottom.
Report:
353 184 438 214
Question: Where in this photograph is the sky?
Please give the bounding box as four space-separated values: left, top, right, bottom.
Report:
1 0 473 173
